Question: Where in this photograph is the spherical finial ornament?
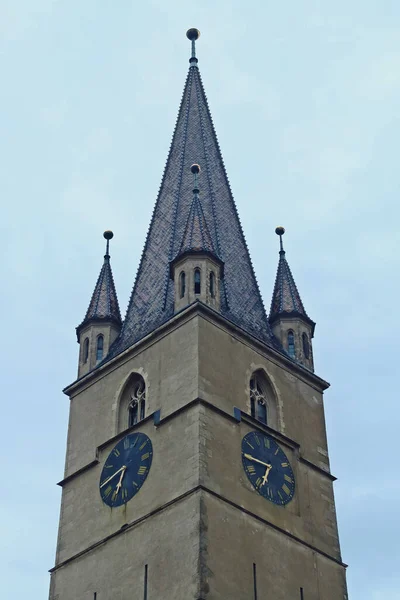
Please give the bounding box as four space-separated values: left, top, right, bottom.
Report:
103 230 114 240
186 28 200 41
275 226 285 236
191 163 201 174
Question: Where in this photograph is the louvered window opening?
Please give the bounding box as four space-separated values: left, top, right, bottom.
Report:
210 271 215 298
194 269 201 294
96 335 104 362
287 331 295 358
179 271 186 298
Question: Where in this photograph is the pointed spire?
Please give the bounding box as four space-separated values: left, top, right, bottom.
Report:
109 31 273 358
76 231 122 341
177 164 219 257
269 227 314 330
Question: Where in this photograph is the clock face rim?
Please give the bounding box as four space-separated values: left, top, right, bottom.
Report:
241 430 295 506
99 432 153 508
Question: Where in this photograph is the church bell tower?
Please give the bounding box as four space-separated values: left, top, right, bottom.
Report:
49 30 348 600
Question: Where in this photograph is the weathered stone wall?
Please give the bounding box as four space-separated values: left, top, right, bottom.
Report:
200 491 347 599
51 309 346 599
198 315 329 468
56 403 201 565
64 316 199 479
77 322 120 379
198 404 341 562
50 491 201 600
271 316 315 371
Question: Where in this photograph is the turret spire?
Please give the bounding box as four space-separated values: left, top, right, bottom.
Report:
76 231 122 342
173 164 220 260
269 227 315 370
76 231 122 376
270 227 310 322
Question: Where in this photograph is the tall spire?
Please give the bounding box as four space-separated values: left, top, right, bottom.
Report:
269 227 314 330
76 231 122 341
109 30 273 359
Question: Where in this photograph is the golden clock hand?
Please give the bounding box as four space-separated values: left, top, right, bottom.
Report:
243 453 272 469
261 465 272 486
115 468 127 495
100 465 126 489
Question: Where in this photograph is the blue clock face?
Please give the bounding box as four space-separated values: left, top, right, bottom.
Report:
99 432 153 507
242 431 295 506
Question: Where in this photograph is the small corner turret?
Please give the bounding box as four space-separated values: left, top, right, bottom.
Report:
269 227 315 371
76 231 122 378
170 164 224 313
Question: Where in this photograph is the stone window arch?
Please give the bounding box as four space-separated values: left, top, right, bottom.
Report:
83 337 89 363
194 268 201 294
117 373 146 432
249 370 278 430
287 330 295 358
209 271 216 298
302 332 310 359
96 334 104 362
179 271 186 299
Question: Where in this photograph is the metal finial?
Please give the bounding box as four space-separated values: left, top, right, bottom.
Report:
275 226 285 253
103 230 114 257
186 28 200 64
191 164 201 195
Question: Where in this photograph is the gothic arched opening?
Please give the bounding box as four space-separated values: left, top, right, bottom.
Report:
194 269 201 294
117 373 147 432
287 330 295 358
249 370 278 430
96 335 104 362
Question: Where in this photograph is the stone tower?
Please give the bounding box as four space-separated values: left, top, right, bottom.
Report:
49 30 348 600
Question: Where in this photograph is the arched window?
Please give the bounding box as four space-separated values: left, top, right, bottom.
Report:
194 269 201 294
302 333 310 359
250 374 268 425
179 271 186 299
209 271 216 298
128 377 146 428
249 370 279 430
83 338 89 363
287 331 295 358
96 335 104 362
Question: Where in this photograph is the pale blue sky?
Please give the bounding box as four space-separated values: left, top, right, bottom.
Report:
1 1 399 598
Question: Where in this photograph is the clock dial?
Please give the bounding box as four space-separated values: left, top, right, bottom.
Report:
241 431 295 506
99 432 153 507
